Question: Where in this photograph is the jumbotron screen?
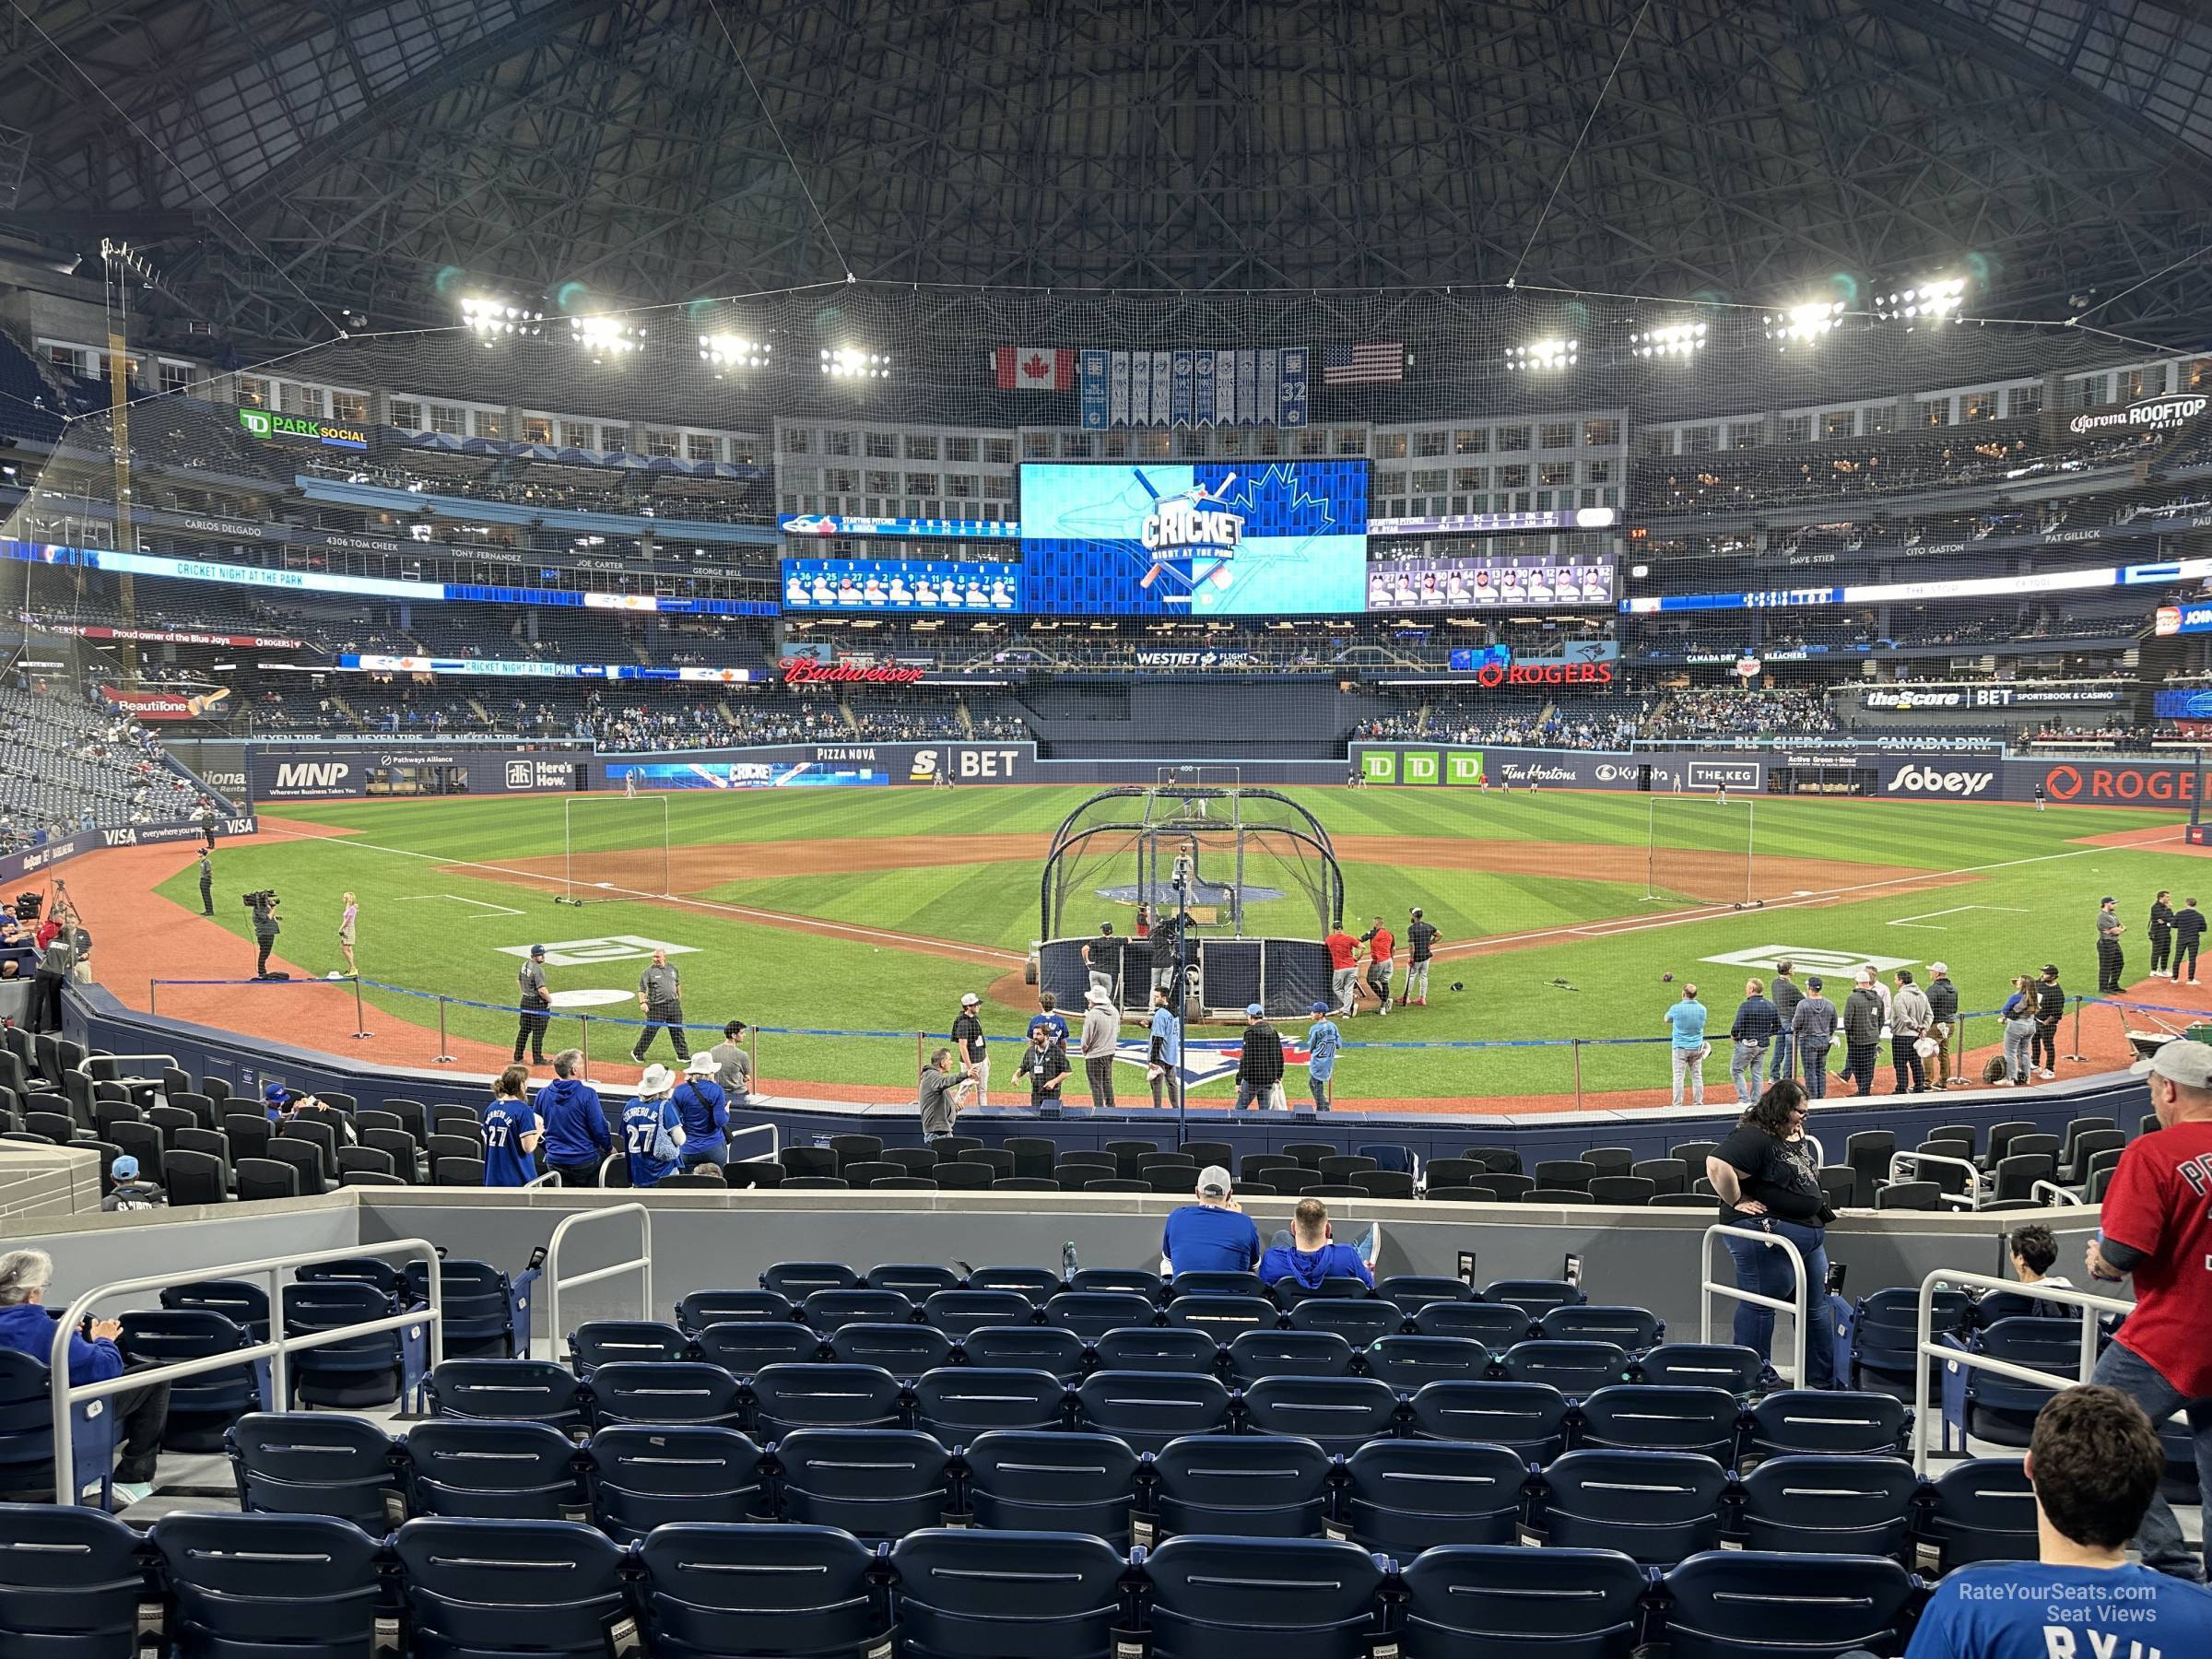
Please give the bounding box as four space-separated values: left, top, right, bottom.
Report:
1018 461 1369 616
1367 550 1616 610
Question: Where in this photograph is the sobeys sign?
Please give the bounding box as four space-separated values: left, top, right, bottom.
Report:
237 407 369 452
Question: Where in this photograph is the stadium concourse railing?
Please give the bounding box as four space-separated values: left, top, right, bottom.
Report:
1700 1223 1809 1387
543 1203 652 1342
137 971 2174 1109
48 1240 446 1503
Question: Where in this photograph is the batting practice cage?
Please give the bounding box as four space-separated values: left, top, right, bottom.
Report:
1035 785 1342 1018
1642 791 1770 909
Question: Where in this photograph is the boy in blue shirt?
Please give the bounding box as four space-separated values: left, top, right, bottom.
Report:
481 1065 542 1188
1160 1165 1262 1274
1027 992 1069 1046
1304 1000 1341 1112
621 1065 686 1188
1259 1197 1374 1290
1905 1384 2212 1656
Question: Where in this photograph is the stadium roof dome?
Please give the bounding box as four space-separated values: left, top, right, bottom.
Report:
3 0 2212 343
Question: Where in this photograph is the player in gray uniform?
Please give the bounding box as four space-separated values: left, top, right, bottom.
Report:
632 948 690 1063
512 944 552 1065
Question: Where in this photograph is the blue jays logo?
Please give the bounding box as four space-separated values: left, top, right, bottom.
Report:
1135 472 1244 596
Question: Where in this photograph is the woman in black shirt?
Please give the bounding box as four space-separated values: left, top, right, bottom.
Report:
1705 1079 1838 1388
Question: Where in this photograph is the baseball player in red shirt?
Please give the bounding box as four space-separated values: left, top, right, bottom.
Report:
1323 924 1359 1018
1359 915 1395 1016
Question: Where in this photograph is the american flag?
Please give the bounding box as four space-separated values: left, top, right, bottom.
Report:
1322 342 1404 385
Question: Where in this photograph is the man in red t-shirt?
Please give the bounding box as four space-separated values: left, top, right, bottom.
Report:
2086 1039 2212 1580
1323 924 1359 1019
1359 915 1396 1016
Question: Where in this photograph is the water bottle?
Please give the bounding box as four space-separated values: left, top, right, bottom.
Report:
1062 1240 1078 1279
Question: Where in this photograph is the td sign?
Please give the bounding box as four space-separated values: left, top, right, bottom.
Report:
1358 748 1485 786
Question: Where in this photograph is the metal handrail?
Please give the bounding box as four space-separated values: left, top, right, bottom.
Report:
1888 1149 1984 1209
1701 1223 1808 1387
543 1202 653 1342
727 1123 779 1161
2030 1180 2085 1207
1911 1267 2134 1474
49 1238 445 1502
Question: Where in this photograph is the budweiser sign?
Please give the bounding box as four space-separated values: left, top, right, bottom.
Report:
778 657 927 687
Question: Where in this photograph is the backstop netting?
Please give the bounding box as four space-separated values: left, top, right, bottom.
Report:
562 796 671 903
1643 791 1765 908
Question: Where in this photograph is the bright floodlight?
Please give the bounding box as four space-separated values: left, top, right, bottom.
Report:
820 347 891 379
1876 276 1966 325
1630 321 1708 359
1763 299 1844 348
700 334 772 368
570 315 645 358
1505 337 1578 371
460 296 543 340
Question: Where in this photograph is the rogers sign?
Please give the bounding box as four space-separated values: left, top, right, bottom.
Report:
2041 762 2198 805
778 657 927 687
1472 662 1615 688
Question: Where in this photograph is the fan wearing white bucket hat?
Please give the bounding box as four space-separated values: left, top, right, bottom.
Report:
621 1064 686 1188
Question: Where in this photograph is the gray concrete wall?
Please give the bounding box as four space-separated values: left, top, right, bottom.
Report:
0 1143 101 1221
0 1192 361 1310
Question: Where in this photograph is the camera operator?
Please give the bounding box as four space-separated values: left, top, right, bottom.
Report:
248 891 280 979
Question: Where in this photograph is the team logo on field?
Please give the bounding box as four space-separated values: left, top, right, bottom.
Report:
1699 945 1915 975
496 936 697 968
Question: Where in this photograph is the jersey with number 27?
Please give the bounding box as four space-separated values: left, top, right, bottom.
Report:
481 1101 539 1188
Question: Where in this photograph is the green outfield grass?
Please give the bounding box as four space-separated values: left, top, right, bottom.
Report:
155 787 2194 1100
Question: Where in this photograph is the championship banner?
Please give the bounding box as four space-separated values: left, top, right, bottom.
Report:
1078 347 1309 429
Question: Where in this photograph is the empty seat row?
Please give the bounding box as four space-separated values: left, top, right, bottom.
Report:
738 1265 1584 1312
0 1505 1938 1659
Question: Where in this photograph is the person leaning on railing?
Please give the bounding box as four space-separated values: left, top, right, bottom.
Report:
1705 1080 1836 1392
0 1248 169 1504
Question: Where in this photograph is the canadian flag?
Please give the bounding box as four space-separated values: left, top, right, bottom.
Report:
994 346 1075 391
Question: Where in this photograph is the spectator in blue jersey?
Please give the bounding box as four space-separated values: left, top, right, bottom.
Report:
536 1048 612 1187
481 1065 542 1188
0 1248 169 1499
1160 1165 1260 1275
1897 1385 2212 1657
1027 992 1068 1047
1304 1000 1341 1112
671 1052 729 1170
1259 1198 1375 1290
621 1064 685 1189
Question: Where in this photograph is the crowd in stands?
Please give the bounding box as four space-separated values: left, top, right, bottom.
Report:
0 678 207 845
1368 695 1641 750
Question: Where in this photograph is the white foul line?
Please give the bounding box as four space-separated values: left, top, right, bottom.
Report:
395 893 527 918
1888 903 2034 931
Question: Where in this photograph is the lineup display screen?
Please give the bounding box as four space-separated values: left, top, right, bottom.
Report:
1368 551 1616 610
781 558 1020 613
1018 461 1368 616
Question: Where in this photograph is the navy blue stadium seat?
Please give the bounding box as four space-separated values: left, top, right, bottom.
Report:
280 1279 405 1408
1148 1433 1335 1540
584 1425 768 1540
1359 1335 1489 1391
421 1359 583 1431
894 1528 1128 1659
226 1413 400 1528
959 1324 1087 1380
1535 1449 1732 1564
394 1517 628 1659
1918 1456 2040 1572
1497 1339 1631 1397
1659 1550 1917 1659
692 1321 825 1373
153 1512 383 1659
1241 1375 1402 1454
867 1263 964 1297
1142 1535 1384 1659
1962 1316 2079 1445
1165 1294 1279 1343
963 1429 1141 1545
1735 1454 1921 1558
635 1522 888 1659
1091 1326 1218 1373
749 1362 907 1439
118 1308 259 1451
1337 1439 1528 1550
1228 1328 1356 1384
1852 1287 1970 1399
582 1360 747 1430
1068 1268 1163 1299
773 1427 950 1538
1541 1304 1663 1348
674 1288 793 1333
1413 1300 1534 1346
1272 1275 1376 1306
403 1418 588 1519
568 1319 688 1374
0 1500 149 1655
1045 1291 1162 1338
1398 1544 1648 1659
1286 1298 1404 1346
1745 1389 1911 1460
1378 1274 1476 1310
1076 1370 1232 1453
967 1266 1066 1304
924 1289 1041 1338
802 1288 917 1332
1484 1278 1586 1317
1635 1342 1763 1393
912 1367 1068 1443
1574 1384 1742 1462
1170 1271 1270 1300
762 1261 862 1298
161 1279 271 1340
829 1322 957 1375
1408 1380 1571 1462
410 1257 516 1358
